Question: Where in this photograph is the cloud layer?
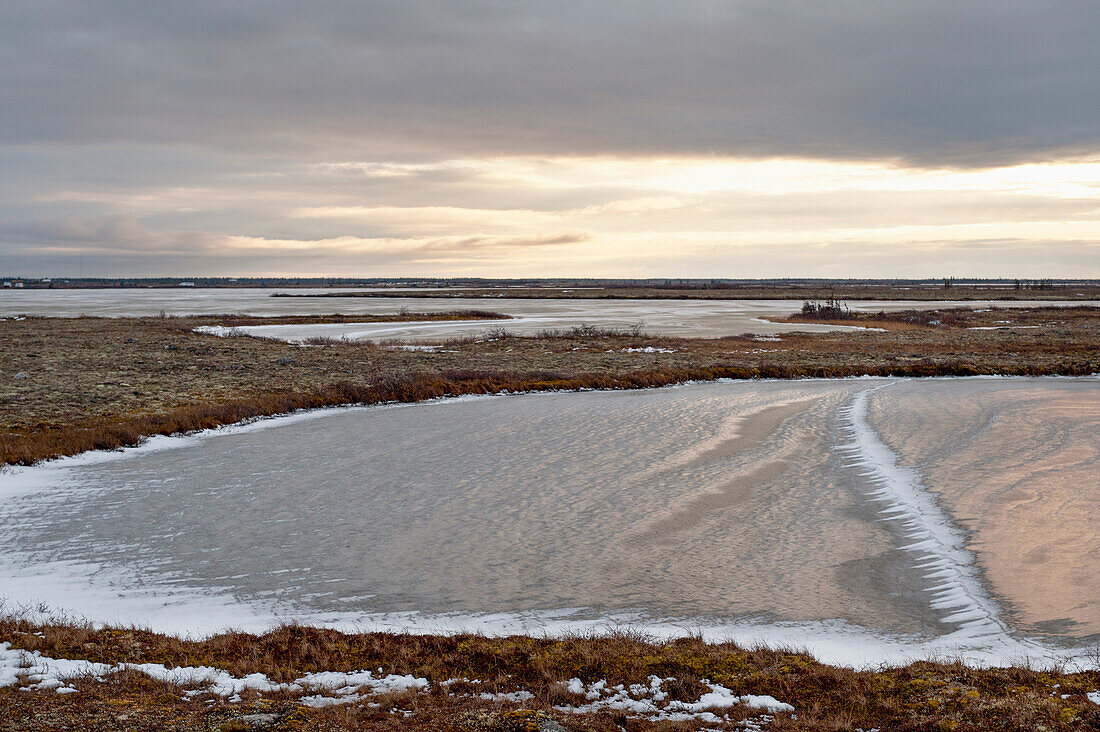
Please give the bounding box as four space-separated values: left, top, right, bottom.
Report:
2 2 1099 276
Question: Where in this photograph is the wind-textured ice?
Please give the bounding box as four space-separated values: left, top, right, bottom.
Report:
838 385 1050 660
1 377 1097 669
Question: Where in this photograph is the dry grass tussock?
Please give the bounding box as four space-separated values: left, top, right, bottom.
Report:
2 616 1099 731
2 306 1097 466
5 353 1068 468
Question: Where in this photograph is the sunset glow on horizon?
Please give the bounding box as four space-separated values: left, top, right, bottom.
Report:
3 2 1099 277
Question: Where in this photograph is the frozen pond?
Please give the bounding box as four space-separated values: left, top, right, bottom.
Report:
1 377 1096 666
3 286 1089 339
4 287 1094 319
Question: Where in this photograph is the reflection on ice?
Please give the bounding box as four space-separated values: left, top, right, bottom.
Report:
0 377 1096 668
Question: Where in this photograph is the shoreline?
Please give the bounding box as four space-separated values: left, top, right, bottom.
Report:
2 616 1098 731
3 306 1098 466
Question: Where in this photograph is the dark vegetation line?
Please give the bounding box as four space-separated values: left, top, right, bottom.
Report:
267 287 1100 301
3 306 1097 466
2 360 1091 468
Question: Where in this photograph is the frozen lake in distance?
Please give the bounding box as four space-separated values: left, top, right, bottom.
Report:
3 287 1094 340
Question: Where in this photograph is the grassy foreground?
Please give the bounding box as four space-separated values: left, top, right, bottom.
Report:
2 619 1099 731
2 306 1098 466
2 306 1100 729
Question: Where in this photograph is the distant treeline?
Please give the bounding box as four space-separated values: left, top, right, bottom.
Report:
2 276 1097 290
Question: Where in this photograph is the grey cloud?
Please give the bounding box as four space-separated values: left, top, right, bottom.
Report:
659 239 1100 279
3 1 1100 166
0 209 588 264
3 2 1099 277
416 232 589 253
0 215 223 255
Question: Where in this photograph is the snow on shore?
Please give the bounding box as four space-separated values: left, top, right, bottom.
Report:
1 641 795 721
0 641 427 705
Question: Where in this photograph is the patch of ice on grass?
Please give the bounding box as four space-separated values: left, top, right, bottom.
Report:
295 668 428 695
387 344 445 352
556 676 793 723
300 693 361 707
1088 690 1100 705
479 690 534 702
1 641 428 704
622 346 676 353
131 664 279 696
666 682 794 714
0 642 112 692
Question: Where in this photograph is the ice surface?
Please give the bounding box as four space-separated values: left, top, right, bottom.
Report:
1 377 1097 669
2 287 1091 339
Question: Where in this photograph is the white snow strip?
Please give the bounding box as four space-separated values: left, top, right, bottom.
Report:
838 385 1054 661
300 694 362 707
0 641 426 702
1088 690 1100 705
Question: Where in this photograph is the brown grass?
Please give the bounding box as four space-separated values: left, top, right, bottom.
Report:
2 617 1098 731
2 306 1097 466
7 353 1094 468
786 306 973 329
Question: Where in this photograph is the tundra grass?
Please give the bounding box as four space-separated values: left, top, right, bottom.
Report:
2 307 1098 466
2 619 1099 731
2 308 1100 730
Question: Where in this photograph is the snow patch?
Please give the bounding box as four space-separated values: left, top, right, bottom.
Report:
838 385 1049 660
556 676 792 723
667 683 794 714
387 344 448 352
479 690 535 702
0 641 426 703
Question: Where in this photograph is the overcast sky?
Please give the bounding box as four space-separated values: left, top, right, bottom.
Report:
3 1 1099 277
